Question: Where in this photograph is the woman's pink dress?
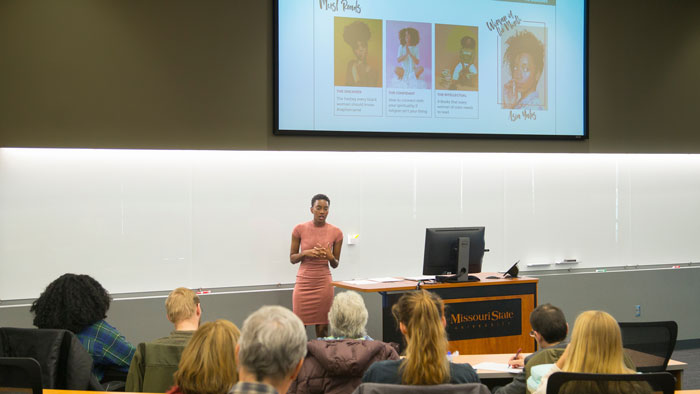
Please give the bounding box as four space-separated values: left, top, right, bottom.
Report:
292 221 343 325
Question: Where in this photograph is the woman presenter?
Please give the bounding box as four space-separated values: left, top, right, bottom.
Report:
290 194 343 338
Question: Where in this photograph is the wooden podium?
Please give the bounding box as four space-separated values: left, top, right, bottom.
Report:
332 272 538 355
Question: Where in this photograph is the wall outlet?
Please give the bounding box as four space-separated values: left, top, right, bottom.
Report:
347 233 360 245
634 305 641 317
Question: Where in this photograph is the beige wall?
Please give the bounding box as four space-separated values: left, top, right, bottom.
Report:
1 0 699 152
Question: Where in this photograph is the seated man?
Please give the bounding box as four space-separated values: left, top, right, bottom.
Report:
493 303 568 394
289 291 399 393
229 306 307 394
126 287 202 392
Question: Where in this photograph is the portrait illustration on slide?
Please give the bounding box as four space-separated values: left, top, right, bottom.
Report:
500 26 547 110
386 21 432 89
435 24 478 91
334 17 382 88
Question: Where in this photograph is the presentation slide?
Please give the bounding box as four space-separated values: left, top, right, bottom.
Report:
276 0 586 138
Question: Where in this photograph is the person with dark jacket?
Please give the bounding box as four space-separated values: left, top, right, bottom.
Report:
361 290 479 386
289 291 399 394
493 303 568 394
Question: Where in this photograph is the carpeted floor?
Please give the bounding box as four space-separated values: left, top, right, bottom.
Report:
672 347 700 389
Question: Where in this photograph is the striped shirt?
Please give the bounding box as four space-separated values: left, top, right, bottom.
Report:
76 319 136 381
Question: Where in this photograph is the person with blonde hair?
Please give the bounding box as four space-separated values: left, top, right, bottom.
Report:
289 291 399 393
167 319 241 394
126 287 202 392
532 310 650 394
362 290 479 385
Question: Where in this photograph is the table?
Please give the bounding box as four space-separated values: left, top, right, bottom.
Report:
333 272 538 355
453 353 688 390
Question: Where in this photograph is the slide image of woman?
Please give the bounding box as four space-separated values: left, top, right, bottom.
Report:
335 18 382 88
501 27 546 110
435 24 478 92
387 21 431 89
289 194 343 338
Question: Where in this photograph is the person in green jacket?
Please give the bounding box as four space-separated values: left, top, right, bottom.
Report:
126 287 202 392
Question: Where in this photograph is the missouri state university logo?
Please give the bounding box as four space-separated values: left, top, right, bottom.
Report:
446 298 521 340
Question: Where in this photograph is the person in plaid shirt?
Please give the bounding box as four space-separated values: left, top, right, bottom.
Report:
30 273 136 382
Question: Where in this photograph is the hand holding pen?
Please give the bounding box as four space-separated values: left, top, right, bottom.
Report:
508 348 524 368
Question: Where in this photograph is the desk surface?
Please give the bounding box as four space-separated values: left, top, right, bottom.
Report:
333 272 538 292
453 353 688 379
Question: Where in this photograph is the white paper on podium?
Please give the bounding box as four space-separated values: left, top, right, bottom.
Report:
368 277 402 282
341 279 377 285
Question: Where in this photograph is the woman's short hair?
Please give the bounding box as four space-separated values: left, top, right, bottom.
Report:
311 193 330 207
30 273 111 333
237 306 307 383
399 27 420 46
165 287 200 324
328 291 368 338
173 319 240 394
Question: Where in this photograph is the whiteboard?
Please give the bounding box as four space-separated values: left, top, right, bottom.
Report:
2 149 700 300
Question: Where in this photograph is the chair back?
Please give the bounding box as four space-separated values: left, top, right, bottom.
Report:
0 327 100 390
0 357 43 394
619 321 678 372
545 371 675 394
352 382 490 394
140 342 187 393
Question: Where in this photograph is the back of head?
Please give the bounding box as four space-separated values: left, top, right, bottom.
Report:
391 290 449 385
328 291 368 339
30 273 111 333
564 310 632 374
238 306 307 383
530 303 567 344
165 287 200 324
173 319 240 394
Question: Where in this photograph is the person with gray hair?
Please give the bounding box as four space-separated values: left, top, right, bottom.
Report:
230 306 307 394
288 291 399 394
327 290 370 339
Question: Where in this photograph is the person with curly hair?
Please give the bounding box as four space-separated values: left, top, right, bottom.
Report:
343 20 378 87
450 35 478 90
502 29 545 109
30 273 136 382
394 27 424 84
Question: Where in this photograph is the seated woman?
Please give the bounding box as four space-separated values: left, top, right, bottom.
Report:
531 310 651 394
31 273 136 383
167 319 240 394
288 291 399 394
361 290 479 385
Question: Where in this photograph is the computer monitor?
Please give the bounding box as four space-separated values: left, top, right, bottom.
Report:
423 227 486 282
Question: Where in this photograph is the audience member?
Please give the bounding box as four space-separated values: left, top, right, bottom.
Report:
361 290 479 385
230 306 307 394
167 319 240 394
531 310 651 394
493 303 568 394
126 287 203 392
289 291 399 394
30 273 136 382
